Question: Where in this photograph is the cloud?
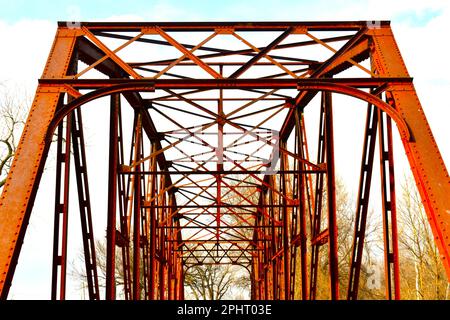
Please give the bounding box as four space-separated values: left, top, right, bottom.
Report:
0 19 56 88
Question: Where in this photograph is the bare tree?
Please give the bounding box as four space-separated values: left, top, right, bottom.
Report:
312 177 383 300
72 238 250 300
70 237 160 300
0 84 29 188
335 178 383 299
398 175 449 299
71 239 131 299
184 264 249 300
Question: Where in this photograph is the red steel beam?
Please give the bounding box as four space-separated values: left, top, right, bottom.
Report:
59 21 390 32
347 104 378 300
378 109 401 300
106 94 119 300
71 108 100 300
324 91 339 300
51 114 72 300
39 77 412 89
132 114 142 300
0 27 79 299
370 26 450 281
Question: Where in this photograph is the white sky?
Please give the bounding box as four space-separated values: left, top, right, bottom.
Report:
1 0 449 299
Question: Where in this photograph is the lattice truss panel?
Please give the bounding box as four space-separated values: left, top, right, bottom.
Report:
0 21 449 300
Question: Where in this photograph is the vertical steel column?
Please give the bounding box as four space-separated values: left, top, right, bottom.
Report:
262 187 271 300
132 113 142 300
252 205 259 300
309 94 326 300
294 109 308 300
324 91 339 300
172 203 178 301
154 183 160 300
293 109 300 299
256 190 265 300
106 93 120 300
176 217 184 300
179 263 185 300
258 223 265 300
217 75 224 244
378 108 400 300
255 256 261 300
51 52 77 300
142 173 153 300
141 163 150 300
261 188 270 300
280 140 291 299
159 174 167 300
269 176 278 299
302 115 315 235
51 112 72 300
298 165 308 300
289 167 298 300
149 143 157 299
155 177 162 300
139 130 150 300
125 115 139 247
71 107 100 300
167 194 175 300
172 212 182 300
117 104 132 300
347 104 378 300
276 176 283 300
250 255 256 299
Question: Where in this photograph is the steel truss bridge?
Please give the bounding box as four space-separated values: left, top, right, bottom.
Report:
0 21 449 300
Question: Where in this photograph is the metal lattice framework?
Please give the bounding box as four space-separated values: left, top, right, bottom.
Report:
0 21 449 300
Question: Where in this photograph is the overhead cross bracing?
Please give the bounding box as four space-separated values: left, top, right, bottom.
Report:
0 21 449 300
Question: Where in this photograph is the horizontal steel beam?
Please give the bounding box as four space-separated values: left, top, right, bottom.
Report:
184 256 252 260
40 77 412 90
177 248 262 252
58 20 390 32
168 240 257 242
120 169 325 175
159 225 282 229
145 204 298 208
171 212 258 216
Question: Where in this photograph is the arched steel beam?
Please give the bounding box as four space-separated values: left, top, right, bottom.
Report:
45 82 410 144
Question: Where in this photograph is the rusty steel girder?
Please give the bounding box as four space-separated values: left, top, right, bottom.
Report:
0 21 449 300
